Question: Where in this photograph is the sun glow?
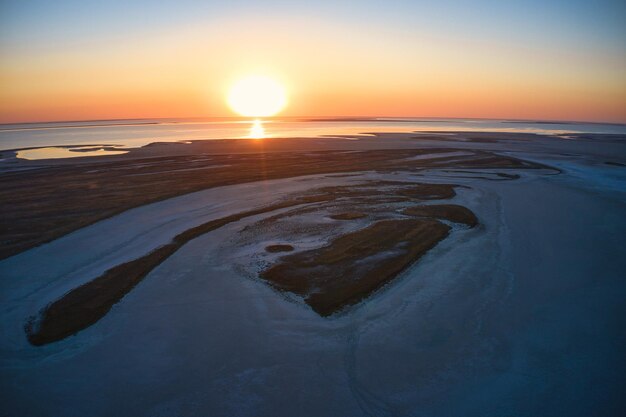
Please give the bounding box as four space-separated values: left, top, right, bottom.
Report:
227 75 287 117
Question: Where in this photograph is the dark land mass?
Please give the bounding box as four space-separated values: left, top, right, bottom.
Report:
329 212 367 220
261 219 451 316
0 141 538 260
265 244 295 253
403 204 479 227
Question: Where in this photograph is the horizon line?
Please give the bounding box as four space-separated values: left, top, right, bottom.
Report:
2 115 625 129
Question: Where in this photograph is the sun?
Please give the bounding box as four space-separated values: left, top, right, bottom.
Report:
227 75 287 117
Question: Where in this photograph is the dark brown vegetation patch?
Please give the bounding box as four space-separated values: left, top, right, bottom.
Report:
265 244 295 253
403 204 478 227
25 243 178 346
261 219 451 316
329 212 367 220
395 184 456 200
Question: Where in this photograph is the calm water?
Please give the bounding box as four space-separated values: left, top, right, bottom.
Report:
1 117 625 159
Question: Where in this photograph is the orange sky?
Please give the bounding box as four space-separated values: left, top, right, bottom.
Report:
1 6 625 124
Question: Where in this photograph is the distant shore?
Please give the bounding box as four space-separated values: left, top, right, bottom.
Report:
2 118 625 157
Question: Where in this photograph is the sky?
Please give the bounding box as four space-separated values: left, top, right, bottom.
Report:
1 0 625 123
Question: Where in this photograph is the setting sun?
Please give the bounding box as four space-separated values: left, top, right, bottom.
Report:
227 76 287 117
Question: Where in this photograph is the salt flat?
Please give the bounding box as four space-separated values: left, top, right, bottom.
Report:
1 132 625 416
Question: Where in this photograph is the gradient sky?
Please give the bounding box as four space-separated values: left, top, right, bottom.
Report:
1 0 625 123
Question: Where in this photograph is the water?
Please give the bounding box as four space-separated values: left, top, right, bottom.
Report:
1 117 624 160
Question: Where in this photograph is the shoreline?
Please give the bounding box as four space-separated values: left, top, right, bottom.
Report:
2 115 625 130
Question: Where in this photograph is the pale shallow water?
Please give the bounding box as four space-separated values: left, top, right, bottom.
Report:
2 117 625 160
15 146 129 159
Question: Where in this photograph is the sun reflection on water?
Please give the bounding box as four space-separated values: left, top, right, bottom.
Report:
249 119 265 139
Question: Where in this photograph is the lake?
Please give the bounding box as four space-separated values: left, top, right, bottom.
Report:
2 117 625 159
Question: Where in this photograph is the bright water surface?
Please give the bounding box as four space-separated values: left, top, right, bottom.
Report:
1 117 624 159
